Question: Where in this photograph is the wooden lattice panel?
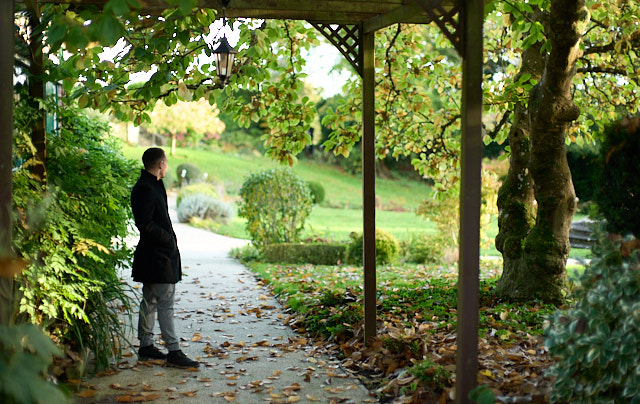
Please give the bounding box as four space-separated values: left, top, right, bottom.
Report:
420 0 462 55
310 23 362 76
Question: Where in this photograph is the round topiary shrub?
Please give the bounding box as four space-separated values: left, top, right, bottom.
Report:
307 181 325 205
545 223 640 402
593 115 640 237
176 163 202 185
347 229 399 265
403 233 446 264
177 182 219 207
238 167 313 248
177 194 233 224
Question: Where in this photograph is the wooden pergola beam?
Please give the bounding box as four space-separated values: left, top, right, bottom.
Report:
34 0 442 24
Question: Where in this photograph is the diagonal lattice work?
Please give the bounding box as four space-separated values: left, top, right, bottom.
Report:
310 23 362 76
421 0 462 55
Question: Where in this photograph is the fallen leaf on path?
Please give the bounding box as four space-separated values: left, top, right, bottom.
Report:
75 389 96 398
283 383 302 392
116 393 161 402
305 395 320 402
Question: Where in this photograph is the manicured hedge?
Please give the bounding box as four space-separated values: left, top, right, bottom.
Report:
262 243 347 265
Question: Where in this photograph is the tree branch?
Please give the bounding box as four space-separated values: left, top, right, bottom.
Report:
283 21 297 82
487 111 511 140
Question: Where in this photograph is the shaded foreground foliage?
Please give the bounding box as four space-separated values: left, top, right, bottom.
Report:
546 224 640 402
235 254 557 403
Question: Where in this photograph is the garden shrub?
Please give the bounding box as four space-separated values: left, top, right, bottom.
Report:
230 244 261 263
307 181 325 205
176 182 219 207
262 242 346 265
238 168 313 248
177 194 233 224
346 229 399 265
545 223 640 402
176 163 202 185
566 142 599 203
402 233 447 264
592 115 640 237
12 101 136 373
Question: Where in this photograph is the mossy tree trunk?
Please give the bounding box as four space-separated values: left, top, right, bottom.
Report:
495 0 588 302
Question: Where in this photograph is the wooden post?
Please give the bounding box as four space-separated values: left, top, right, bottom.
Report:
456 0 484 403
0 0 15 325
361 27 376 342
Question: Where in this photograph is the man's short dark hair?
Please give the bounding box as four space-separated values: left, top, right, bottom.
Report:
142 147 166 170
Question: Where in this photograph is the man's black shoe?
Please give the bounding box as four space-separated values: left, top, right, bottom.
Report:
138 345 167 360
167 350 200 369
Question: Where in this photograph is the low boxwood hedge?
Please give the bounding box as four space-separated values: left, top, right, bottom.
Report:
262 243 347 265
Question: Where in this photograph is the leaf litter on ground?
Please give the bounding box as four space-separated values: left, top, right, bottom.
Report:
247 258 557 403
71 256 554 404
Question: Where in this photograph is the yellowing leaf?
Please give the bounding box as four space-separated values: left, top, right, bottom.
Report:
0 256 28 277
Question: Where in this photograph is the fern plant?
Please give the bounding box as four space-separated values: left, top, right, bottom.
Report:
12 99 136 373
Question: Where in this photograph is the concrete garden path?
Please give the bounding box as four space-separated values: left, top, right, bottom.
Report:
75 197 375 404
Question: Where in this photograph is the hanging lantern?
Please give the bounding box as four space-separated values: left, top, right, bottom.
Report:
213 0 237 86
213 35 237 86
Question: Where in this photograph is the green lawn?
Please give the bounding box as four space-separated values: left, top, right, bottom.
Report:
123 145 433 209
123 144 591 259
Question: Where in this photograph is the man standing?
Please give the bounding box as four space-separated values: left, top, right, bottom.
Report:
131 147 199 368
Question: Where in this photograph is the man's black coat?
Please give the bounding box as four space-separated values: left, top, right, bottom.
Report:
131 169 182 284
